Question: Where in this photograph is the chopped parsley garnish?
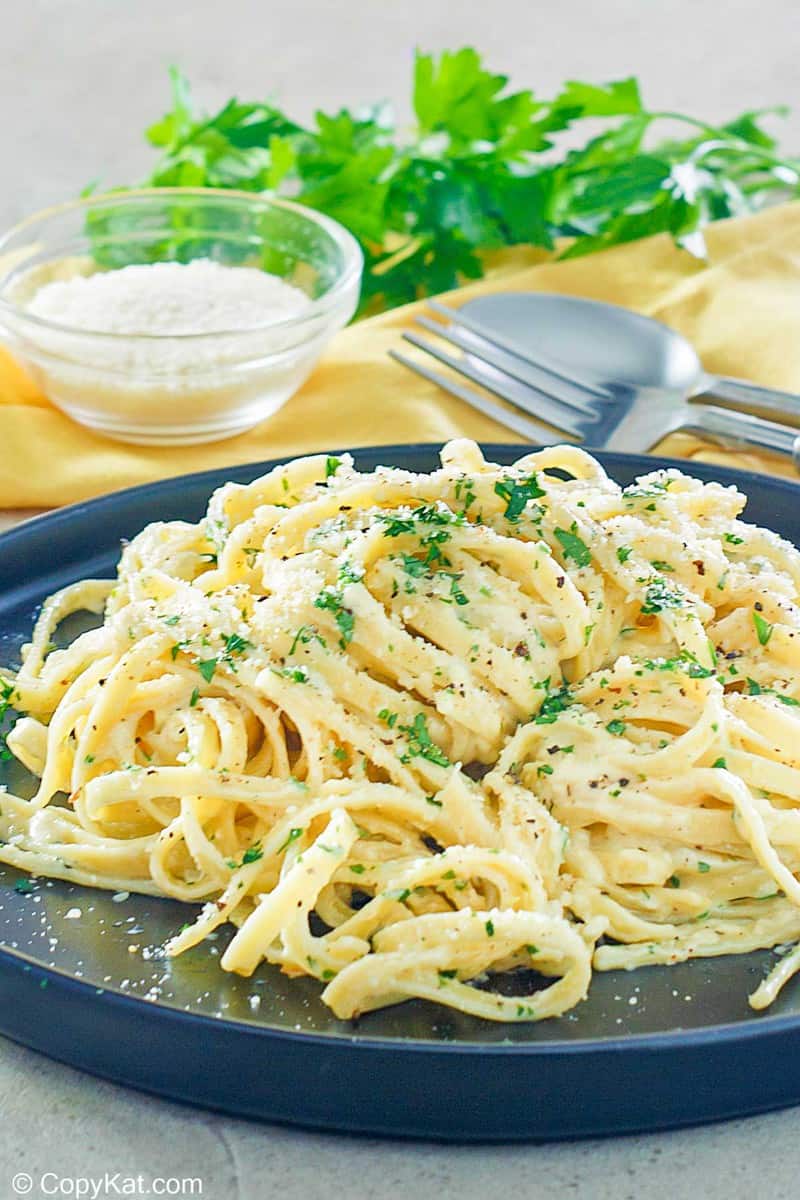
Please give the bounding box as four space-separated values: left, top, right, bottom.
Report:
534 684 574 725
536 763 554 778
745 678 799 705
616 545 633 563
397 713 450 767
493 472 545 522
412 502 460 526
421 529 451 566
380 515 416 538
278 827 304 854
485 918 495 936
649 560 674 572
624 479 670 500
554 524 591 568
289 625 326 655
378 708 398 728
0 680 19 761
723 532 744 545
606 719 626 736
666 874 681 888
276 665 310 684
454 477 477 513
338 560 365 585
189 687 200 707
753 609 773 646
162 614 180 626
242 844 264 864
641 653 714 679
197 659 217 684
314 587 355 649
325 456 342 479
698 862 711 873
400 553 428 578
222 632 252 658
446 572 469 606
641 577 684 615
712 756 727 768
190 631 254 683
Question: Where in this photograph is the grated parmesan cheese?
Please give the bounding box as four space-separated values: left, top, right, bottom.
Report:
27 258 311 336
12 257 324 445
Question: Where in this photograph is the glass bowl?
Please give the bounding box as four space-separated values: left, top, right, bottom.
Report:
0 189 363 445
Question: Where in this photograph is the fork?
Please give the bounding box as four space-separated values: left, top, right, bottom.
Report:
390 303 800 471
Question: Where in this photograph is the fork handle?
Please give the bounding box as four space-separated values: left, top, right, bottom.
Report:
687 404 800 471
702 375 800 425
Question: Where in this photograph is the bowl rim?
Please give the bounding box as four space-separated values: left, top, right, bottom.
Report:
0 187 364 341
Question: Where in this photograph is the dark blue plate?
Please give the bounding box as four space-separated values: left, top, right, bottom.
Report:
1 444 800 1141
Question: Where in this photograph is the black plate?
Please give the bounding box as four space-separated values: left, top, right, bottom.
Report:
1 444 800 1141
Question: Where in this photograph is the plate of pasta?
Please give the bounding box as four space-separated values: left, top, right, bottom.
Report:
2 440 800 1139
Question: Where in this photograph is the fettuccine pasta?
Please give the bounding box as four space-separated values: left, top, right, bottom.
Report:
2 439 800 1021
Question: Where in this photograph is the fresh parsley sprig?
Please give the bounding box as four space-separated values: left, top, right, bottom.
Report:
103 48 800 313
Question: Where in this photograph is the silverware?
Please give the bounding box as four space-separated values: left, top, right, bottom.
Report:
391 300 800 470
436 293 800 427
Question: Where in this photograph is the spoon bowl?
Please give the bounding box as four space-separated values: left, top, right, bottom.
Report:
460 291 800 426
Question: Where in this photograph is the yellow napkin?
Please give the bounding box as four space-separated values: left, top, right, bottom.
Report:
2 202 800 509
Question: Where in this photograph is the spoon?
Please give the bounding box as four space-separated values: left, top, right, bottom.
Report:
457 292 800 427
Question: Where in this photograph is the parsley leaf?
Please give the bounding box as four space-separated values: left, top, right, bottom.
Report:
0 679 19 761
400 554 428 578
641 577 684 615
494 473 545 522
278 827 304 854
197 659 217 684
554 525 591 568
398 713 450 767
314 587 355 649
753 609 774 646
534 683 574 725
222 632 252 658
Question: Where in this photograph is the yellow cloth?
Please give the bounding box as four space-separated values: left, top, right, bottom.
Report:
2 202 800 509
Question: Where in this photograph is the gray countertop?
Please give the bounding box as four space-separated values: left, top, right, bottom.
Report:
1 1031 800 1199
3 2 800 1195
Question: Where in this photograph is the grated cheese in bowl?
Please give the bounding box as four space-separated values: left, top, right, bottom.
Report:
27 259 312 338
0 189 362 445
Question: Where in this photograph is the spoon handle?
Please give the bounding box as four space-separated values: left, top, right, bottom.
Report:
702 375 800 426
687 404 800 472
